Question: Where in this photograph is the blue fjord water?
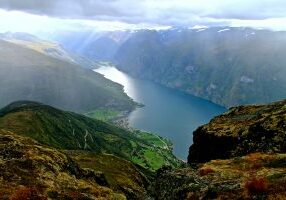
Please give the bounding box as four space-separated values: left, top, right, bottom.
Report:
95 65 226 159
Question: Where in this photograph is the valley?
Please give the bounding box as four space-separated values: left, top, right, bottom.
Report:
94 65 226 159
59 27 286 108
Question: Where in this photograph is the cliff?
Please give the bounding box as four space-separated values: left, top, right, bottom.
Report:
188 99 286 163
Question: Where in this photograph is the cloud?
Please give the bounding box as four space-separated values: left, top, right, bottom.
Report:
0 9 171 34
1 0 286 32
1 0 286 26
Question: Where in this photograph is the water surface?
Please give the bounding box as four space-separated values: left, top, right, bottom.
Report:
95 66 226 159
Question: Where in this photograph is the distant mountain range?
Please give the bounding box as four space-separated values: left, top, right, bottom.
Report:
0 39 135 112
114 27 286 107
56 27 286 107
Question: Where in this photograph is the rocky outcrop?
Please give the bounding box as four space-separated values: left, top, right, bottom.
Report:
188 100 286 163
155 153 286 199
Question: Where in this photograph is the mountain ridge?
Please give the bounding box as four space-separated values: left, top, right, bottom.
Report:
0 39 136 113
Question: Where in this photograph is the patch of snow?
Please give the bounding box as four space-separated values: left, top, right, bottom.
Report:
245 32 256 38
218 28 230 33
185 65 195 74
189 25 209 30
206 83 217 94
209 83 217 89
240 76 254 83
196 28 207 32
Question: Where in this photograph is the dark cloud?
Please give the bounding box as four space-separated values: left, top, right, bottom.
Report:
0 0 286 26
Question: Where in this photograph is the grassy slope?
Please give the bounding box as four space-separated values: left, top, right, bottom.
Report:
0 39 135 113
0 101 181 172
65 151 150 199
85 108 122 122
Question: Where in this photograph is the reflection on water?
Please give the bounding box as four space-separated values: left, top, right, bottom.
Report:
95 66 139 100
94 66 226 159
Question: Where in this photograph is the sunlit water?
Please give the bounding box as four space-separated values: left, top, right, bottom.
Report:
94 66 226 160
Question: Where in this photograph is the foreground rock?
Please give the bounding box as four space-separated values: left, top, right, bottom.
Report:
155 153 286 199
0 129 125 199
188 100 286 163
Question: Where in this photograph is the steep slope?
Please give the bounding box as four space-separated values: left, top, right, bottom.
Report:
0 129 125 199
115 27 286 107
0 40 136 112
66 151 150 199
79 36 119 61
0 32 76 63
0 101 181 171
188 99 286 163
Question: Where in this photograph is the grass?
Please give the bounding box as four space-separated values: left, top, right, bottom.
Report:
65 151 149 199
144 150 165 170
136 131 171 149
85 109 121 122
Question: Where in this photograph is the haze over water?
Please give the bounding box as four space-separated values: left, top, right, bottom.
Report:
95 65 226 159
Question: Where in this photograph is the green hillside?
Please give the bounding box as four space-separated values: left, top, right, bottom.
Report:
0 101 181 171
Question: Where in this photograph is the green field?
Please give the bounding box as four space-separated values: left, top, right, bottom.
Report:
85 108 121 121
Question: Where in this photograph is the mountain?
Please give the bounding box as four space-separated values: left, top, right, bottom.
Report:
114 27 286 107
78 36 120 61
0 39 136 112
154 99 286 199
0 32 98 69
0 101 181 172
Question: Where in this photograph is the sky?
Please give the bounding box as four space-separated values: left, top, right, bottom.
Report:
0 0 286 33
